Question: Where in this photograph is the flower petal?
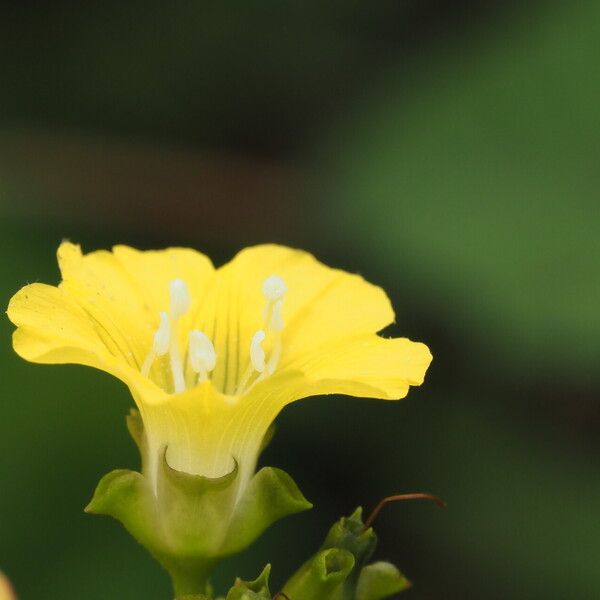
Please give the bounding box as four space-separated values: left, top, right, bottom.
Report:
54 242 215 368
111 244 215 327
284 334 433 400
198 244 394 394
7 280 166 404
8 282 111 368
56 242 155 369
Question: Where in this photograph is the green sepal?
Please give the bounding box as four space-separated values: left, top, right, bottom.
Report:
321 507 377 567
316 506 378 598
222 467 312 555
356 562 411 600
85 468 157 551
86 411 311 597
225 564 271 600
283 548 355 600
282 507 411 599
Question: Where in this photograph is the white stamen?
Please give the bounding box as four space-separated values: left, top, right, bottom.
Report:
169 278 190 318
166 279 190 393
153 311 171 356
189 330 216 380
262 275 286 301
141 311 171 376
250 330 267 373
142 275 289 395
268 299 284 332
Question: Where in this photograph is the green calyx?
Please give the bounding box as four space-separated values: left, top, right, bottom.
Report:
282 508 410 600
224 564 272 600
356 562 411 600
283 547 356 600
85 411 311 597
322 507 378 566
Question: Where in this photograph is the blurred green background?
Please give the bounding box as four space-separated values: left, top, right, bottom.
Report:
1 2 599 598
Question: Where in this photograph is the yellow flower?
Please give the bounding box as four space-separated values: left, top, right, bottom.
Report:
7 243 432 493
0 573 16 600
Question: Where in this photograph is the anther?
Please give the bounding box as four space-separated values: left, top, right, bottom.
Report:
189 330 216 381
169 278 190 318
250 330 267 373
262 275 286 301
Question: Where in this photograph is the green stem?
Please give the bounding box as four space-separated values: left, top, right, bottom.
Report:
167 559 216 598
